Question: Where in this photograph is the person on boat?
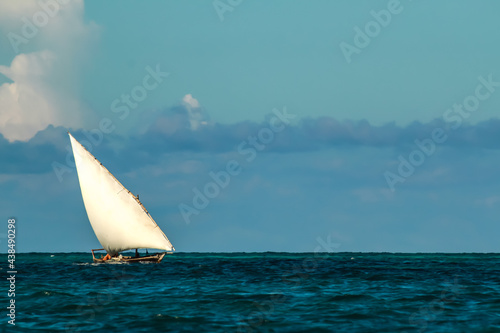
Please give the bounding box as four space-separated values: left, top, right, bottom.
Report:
135 249 139 258
103 253 111 261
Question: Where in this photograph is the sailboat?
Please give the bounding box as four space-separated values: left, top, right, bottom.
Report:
68 132 174 263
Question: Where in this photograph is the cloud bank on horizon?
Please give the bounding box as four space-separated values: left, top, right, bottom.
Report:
2 105 500 252
1 97 500 179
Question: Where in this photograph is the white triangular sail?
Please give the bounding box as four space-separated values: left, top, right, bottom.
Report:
69 133 174 256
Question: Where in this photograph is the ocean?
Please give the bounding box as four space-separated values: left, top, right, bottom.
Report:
2 252 500 332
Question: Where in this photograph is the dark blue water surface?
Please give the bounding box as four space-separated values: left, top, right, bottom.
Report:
2 252 500 332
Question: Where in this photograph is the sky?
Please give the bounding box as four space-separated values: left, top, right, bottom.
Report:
1 0 500 253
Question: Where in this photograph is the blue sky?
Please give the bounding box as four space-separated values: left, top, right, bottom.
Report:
0 0 499 252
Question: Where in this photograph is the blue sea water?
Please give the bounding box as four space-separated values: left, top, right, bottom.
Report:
2 252 500 332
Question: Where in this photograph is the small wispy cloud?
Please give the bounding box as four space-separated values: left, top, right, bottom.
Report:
182 94 210 130
475 196 500 208
182 94 200 109
146 94 211 135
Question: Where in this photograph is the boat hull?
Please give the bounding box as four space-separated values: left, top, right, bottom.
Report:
93 252 167 263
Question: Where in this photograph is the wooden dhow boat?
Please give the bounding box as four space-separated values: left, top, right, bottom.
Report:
68 132 175 263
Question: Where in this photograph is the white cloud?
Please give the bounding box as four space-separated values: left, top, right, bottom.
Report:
182 94 210 130
0 51 83 142
182 94 200 109
0 1 39 28
0 0 99 142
